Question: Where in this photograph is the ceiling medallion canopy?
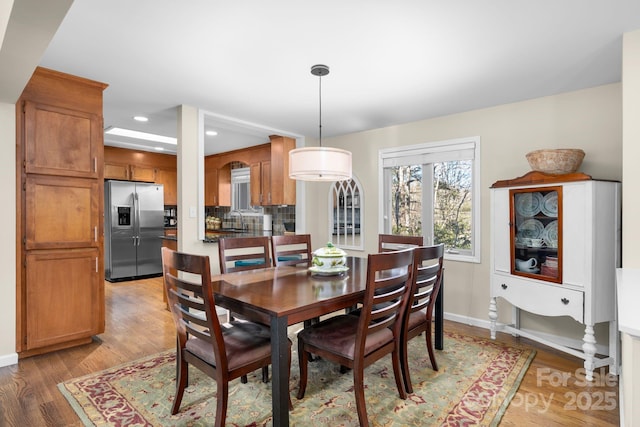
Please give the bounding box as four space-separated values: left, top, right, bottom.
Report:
289 64 352 182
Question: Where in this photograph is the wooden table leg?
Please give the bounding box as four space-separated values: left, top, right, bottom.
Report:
435 273 444 350
271 315 290 426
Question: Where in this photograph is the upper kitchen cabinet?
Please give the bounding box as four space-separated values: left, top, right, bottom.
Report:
204 158 231 207
104 161 156 182
155 168 177 205
204 135 295 207
104 147 177 203
268 135 296 205
249 135 296 206
23 102 102 178
19 68 105 180
16 67 108 357
251 160 271 205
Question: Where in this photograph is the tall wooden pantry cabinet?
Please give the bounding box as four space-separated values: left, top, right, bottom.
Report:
16 67 108 357
489 172 621 381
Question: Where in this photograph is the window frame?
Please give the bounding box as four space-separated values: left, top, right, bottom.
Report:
378 136 481 263
327 176 364 251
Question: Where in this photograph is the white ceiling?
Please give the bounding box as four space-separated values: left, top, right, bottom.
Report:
33 1 640 155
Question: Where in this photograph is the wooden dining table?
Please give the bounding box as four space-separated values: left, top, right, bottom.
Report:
209 256 444 427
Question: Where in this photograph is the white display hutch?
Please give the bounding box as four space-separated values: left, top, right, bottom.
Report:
488 172 621 381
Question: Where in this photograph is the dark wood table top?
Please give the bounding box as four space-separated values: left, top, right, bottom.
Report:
210 256 367 325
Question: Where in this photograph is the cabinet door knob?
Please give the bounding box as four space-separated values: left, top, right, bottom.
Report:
561 298 569 305
501 283 507 290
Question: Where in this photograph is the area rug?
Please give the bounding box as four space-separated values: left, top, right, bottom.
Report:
58 331 535 426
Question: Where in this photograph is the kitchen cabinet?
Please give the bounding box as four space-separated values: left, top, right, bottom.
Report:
104 162 156 182
155 168 177 205
249 136 296 206
268 135 296 205
205 136 294 207
218 165 231 206
25 248 102 350
104 147 177 205
488 172 621 381
23 102 101 178
104 163 129 180
17 67 107 357
205 167 219 206
24 175 100 250
250 160 271 205
204 161 231 207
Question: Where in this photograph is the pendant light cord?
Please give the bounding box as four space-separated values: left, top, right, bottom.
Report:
318 71 322 147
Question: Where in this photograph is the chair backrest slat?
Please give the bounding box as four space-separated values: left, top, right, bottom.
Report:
218 236 271 273
378 234 424 253
162 247 228 368
411 244 445 315
358 248 415 342
271 234 312 267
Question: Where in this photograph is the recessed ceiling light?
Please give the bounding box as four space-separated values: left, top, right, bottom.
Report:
206 130 218 136
154 147 165 151
105 127 177 144
133 116 149 122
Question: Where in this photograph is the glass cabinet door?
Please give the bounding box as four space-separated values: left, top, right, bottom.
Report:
510 186 562 283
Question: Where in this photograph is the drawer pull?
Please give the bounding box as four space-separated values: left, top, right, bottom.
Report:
501 283 508 290
561 298 569 305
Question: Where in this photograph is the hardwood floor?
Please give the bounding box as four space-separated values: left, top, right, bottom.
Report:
0 277 620 426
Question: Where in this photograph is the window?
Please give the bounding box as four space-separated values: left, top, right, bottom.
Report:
231 167 251 211
379 137 480 262
328 177 364 250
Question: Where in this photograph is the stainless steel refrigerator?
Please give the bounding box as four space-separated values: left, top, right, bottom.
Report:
105 180 164 281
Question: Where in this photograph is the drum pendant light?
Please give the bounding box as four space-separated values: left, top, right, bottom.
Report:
289 64 352 181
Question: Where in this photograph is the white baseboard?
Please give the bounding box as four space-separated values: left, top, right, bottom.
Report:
443 312 609 356
0 352 18 368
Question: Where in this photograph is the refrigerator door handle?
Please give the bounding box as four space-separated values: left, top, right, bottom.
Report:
134 191 140 246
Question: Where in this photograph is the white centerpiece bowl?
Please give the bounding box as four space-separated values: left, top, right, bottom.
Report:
311 243 347 274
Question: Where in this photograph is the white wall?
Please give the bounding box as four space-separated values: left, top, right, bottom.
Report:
0 102 17 366
620 28 640 427
0 0 74 368
302 83 622 341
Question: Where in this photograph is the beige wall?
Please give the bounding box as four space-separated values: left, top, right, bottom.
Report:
620 28 640 427
0 102 17 365
302 83 622 340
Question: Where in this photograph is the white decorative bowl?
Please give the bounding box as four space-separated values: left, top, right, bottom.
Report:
311 244 347 273
525 149 585 175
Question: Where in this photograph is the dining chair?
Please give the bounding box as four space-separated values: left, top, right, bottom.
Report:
378 234 424 252
218 236 271 273
161 247 291 426
271 234 319 331
400 244 445 394
271 234 312 267
296 248 415 427
218 235 273 382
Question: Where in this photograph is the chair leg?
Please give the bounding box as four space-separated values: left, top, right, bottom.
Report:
425 322 439 371
214 378 229 427
171 350 189 415
392 348 408 399
353 365 369 427
262 366 269 383
241 375 248 384
400 333 413 394
303 319 319 362
296 342 309 399
288 346 293 411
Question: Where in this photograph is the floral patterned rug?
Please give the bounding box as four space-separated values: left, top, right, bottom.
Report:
58 331 535 426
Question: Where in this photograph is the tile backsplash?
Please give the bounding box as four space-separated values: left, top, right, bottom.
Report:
205 205 295 232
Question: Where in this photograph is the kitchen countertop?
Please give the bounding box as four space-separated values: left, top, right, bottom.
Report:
159 229 283 243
